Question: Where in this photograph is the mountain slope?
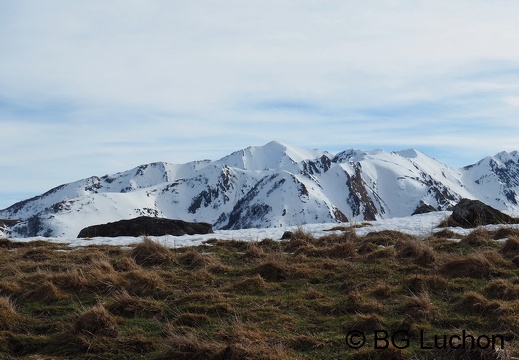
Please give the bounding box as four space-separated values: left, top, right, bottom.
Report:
1 141 518 237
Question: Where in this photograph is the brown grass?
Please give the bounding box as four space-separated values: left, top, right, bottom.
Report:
455 291 503 316
4 225 519 358
351 313 385 331
402 292 438 320
121 269 167 296
252 257 290 282
130 237 173 266
0 296 21 330
174 312 211 327
160 334 219 360
437 332 511 360
230 275 269 294
460 228 494 247
485 279 519 301
73 304 118 337
243 242 266 258
501 237 519 258
111 256 140 272
106 290 167 318
440 253 496 278
395 239 436 266
178 249 221 269
22 280 66 302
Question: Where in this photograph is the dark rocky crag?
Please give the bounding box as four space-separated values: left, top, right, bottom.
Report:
448 198 519 228
77 216 213 238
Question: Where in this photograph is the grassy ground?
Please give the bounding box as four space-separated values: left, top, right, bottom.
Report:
1 226 519 359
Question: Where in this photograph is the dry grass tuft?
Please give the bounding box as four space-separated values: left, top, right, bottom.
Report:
324 242 356 258
432 228 463 239
501 237 519 258
288 334 324 351
494 227 519 240
0 296 21 330
73 304 118 337
243 242 266 259
0 280 22 297
121 269 167 296
402 292 438 320
21 248 54 262
230 275 269 294
351 313 385 331
364 246 397 260
405 275 449 295
440 253 496 278
460 228 494 247
111 256 140 272
159 332 223 360
130 237 173 266
174 312 211 327
290 228 316 242
362 230 415 246
485 279 519 301
348 345 411 360
106 290 167 319
178 249 220 269
455 291 503 316
396 239 436 266
371 283 394 300
22 280 65 302
252 258 290 282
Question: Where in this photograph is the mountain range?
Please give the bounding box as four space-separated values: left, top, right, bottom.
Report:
2 141 519 238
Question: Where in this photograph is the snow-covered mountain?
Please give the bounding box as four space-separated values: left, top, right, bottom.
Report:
2 141 519 237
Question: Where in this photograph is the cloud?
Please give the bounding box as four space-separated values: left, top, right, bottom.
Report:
1 0 519 208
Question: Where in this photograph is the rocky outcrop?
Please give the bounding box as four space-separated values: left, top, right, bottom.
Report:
412 203 437 215
449 199 518 228
77 216 213 238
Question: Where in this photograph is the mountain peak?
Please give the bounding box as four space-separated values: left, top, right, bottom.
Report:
2 142 519 237
395 149 421 159
216 141 328 171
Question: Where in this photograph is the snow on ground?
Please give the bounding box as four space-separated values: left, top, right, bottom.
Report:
5 211 519 248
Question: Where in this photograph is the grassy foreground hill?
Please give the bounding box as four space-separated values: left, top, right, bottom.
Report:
1 227 519 359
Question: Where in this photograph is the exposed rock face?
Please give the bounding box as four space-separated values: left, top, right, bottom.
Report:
412 203 437 215
450 199 517 228
77 217 213 238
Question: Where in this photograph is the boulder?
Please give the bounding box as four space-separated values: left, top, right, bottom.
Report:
281 231 294 240
412 203 437 215
450 199 517 228
77 216 213 238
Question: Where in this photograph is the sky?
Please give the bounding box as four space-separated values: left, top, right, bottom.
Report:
2 0 519 210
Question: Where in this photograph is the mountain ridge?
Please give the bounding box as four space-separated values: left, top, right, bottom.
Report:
2 141 519 237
